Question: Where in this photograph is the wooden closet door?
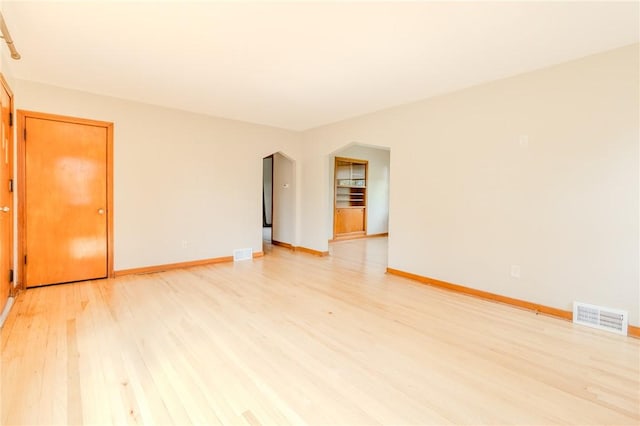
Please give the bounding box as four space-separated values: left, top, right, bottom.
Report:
335 208 365 235
24 117 108 287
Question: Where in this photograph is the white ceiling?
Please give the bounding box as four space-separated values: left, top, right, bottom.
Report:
2 1 639 131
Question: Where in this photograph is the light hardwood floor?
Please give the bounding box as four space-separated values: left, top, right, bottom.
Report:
1 238 639 425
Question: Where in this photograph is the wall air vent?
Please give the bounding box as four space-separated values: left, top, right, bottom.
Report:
233 248 253 262
573 302 628 335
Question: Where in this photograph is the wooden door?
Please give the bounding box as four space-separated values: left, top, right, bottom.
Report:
20 112 113 287
0 76 13 310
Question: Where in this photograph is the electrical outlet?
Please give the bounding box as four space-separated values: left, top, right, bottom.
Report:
510 265 521 278
181 240 188 249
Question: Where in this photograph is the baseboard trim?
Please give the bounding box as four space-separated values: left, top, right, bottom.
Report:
387 267 574 318
330 232 389 243
368 232 389 238
295 246 329 256
0 296 15 328
114 251 264 277
387 267 639 338
272 240 294 249
271 240 329 257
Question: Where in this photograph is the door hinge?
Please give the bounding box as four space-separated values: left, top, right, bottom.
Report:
24 255 27 265
9 112 12 127
9 269 13 283
23 128 26 141
9 179 13 192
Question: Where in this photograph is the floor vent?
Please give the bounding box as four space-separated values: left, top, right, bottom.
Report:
573 302 628 335
233 248 253 262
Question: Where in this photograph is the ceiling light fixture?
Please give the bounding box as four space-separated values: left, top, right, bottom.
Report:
0 12 20 60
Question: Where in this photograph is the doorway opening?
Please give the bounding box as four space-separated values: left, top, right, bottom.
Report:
262 152 296 252
328 143 390 243
262 155 273 243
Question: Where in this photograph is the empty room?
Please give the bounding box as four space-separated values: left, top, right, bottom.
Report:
0 1 638 425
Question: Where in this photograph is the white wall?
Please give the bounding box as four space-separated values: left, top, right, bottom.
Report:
302 44 639 325
272 152 296 245
5 42 638 327
329 144 390 238
0 1 4 75
13 79 302 270
297 149 331 251
0 0 18 87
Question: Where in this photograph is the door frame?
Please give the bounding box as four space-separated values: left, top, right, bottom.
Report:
0 75 14 298
17 110 114 289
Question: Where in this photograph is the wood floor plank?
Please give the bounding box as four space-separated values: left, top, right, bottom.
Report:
1 238 639 425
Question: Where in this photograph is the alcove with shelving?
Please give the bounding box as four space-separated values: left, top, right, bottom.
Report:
334 157 367 239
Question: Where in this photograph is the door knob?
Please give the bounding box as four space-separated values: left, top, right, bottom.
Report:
98 208 105 215
0 206 9 212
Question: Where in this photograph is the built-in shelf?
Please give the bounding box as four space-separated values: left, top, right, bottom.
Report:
334 157 368 238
